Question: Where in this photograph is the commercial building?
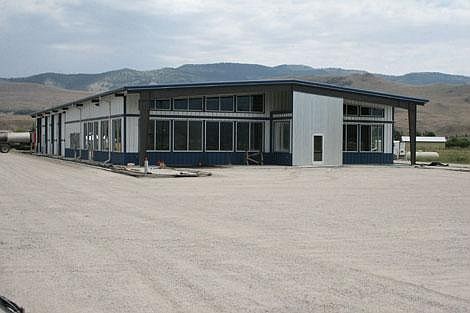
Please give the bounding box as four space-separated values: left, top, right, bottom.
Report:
31 80 427 166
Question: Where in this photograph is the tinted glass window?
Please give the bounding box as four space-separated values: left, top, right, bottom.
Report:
236 96 250 112
220 96 234 111
236 122 249 151
252 95 264 112
174 121 188 150
206 122 219 151
360 107 372 116
360 125 371 151
346 105 358 116
371 125 383 152
174 98 188 111
371 108 385 117
189 121 202 150
250 122 263 151
146 120 155 150
220 122 233 151
155 99 170 110
206 97 219 111
156 120 170 150
346 124 358 151
189 98 203 111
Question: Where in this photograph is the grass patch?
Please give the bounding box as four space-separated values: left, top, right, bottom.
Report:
436 148 470 164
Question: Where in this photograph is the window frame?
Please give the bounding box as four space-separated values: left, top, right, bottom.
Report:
235 94 265 113
172 119 203 152
204 120 234 152
273 120 291 153
173 98 189 111
343 123 359 152
154 99 171 111
359 124 384 152
235 121 264 152
312 133 324 164
111 118 122 152
205 96 220 112
100 120 109 151
155 119 171 152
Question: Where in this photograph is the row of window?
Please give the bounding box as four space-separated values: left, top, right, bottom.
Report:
343 124 384 152
83 119 122 152
146 120 264 152
343 104 385 118
150 94 264 113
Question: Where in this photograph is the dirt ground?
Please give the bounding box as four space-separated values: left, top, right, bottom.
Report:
1 152 469 313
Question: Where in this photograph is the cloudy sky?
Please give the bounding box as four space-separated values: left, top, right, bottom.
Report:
1 0 469 77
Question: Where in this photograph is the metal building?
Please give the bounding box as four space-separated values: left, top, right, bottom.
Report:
31 80 427 166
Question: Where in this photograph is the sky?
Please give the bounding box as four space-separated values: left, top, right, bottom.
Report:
1 0 470 77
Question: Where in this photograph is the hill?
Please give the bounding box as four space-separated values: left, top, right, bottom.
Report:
7 63 470 92
0 80 91 114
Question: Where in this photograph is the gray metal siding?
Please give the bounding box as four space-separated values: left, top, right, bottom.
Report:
292 91 343 166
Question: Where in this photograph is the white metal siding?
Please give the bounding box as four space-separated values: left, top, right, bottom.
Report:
292 91 343 166
126 117 139 153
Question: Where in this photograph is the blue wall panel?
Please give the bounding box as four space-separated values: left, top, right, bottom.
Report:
343 152 393 164
264 152 292 165
65 149 139 165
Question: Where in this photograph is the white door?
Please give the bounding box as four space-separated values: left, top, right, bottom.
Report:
312 134 324 165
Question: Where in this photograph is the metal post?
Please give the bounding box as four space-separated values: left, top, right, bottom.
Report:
138 92 150 166
408 104 417 165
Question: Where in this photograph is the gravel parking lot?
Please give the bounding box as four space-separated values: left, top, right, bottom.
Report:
1 152 469 313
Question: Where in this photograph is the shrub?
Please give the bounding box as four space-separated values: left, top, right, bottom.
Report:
446 137 470 148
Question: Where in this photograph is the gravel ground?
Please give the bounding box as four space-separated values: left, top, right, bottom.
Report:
1 152 469 313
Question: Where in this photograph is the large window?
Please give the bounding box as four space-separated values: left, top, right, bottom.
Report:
360 124 383 152
344 104 359 116
273 121 290 152
189 98 203 111
236 121 263 151
205 121 233 151
236 95 264 113
173 120 202 151
156 120 170 150
112 119 122 152
220 96 234 111
206 97 220 111
205 96 235 112
84 121 98 151
146 120 171 151
173 97 203 111
344 124 383 152
361 106 384 117
344 103 384 118
155 99 170 110
174 98 188 111
371 125 384 152
146 120 156 151
343 124 358 152
101 120 109 151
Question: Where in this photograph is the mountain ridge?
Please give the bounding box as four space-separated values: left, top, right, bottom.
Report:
5 63 470 92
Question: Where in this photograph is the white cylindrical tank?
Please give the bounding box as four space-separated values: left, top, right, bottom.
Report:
406 151 439 161
5 132 31 144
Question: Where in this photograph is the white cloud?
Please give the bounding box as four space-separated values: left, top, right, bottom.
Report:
1 0 470 76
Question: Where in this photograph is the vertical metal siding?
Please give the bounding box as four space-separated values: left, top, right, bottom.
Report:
292 91 343 166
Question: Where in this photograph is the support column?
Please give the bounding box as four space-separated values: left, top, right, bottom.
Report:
408 104 417 165
138 92 150 166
